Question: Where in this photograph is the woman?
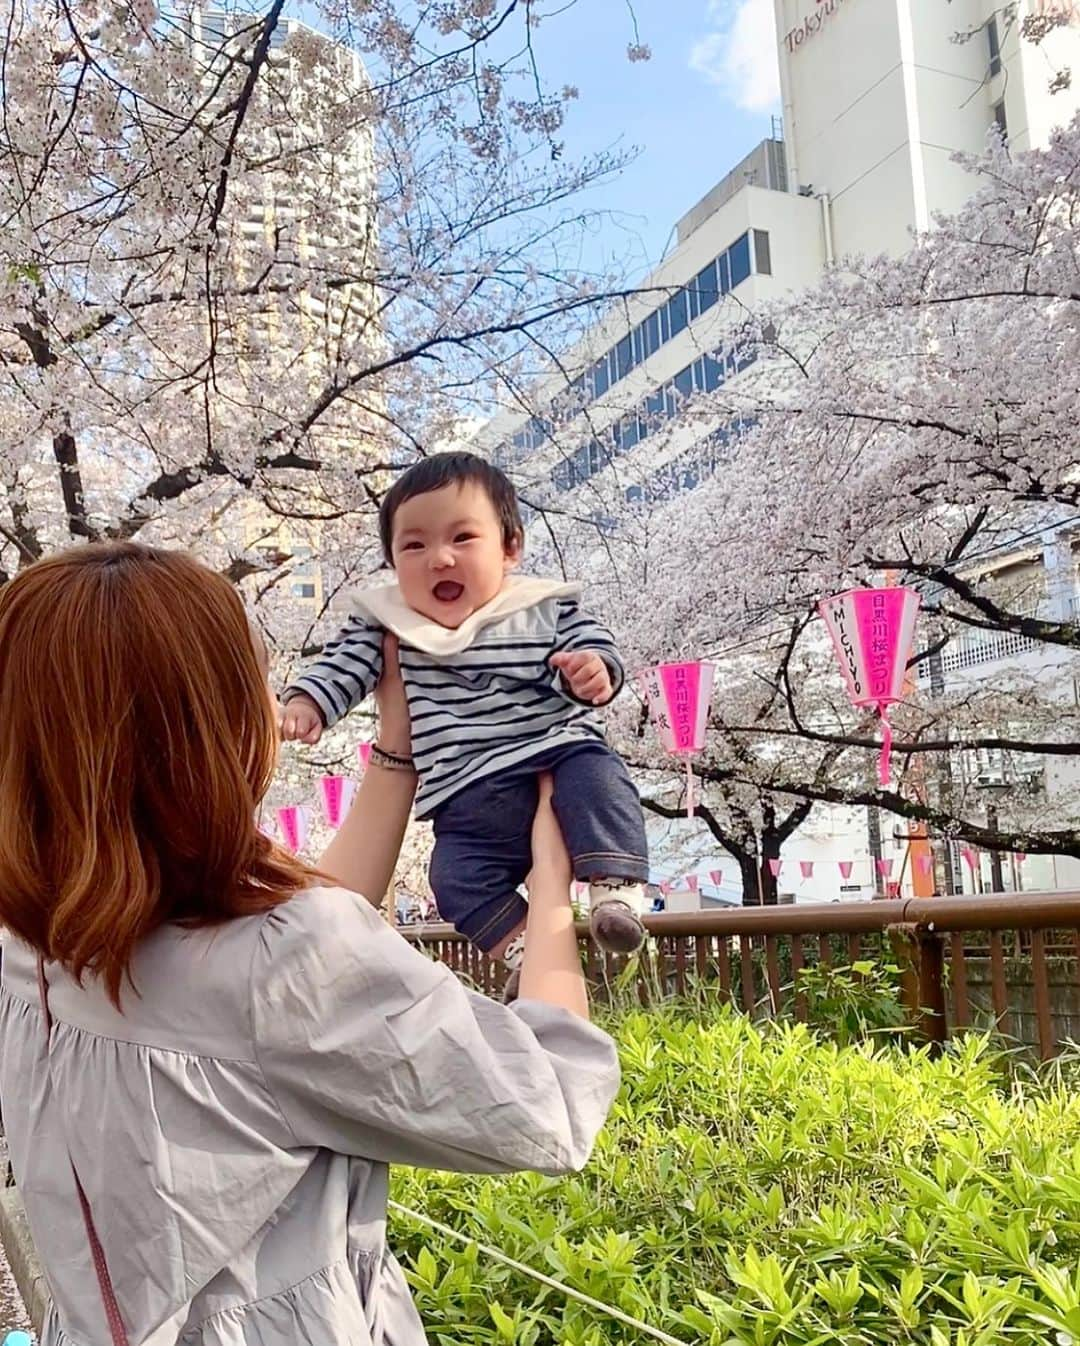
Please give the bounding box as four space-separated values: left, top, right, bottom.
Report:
0 543 619 1346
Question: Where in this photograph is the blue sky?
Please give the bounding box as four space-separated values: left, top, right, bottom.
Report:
526 0 782 279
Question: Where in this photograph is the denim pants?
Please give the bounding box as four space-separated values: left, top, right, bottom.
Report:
429 743 649 953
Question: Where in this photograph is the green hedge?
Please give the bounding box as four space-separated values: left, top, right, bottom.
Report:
390 1004 1080 1345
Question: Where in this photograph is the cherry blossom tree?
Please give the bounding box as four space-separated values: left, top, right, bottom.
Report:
0 0 644 605
599 115 1080 878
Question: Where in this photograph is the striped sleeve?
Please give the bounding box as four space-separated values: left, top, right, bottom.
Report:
552 600 626 703
283 615 384 729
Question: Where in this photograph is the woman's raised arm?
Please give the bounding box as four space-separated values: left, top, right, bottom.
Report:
318 633 417 904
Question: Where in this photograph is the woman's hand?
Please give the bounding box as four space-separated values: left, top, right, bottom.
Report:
374 633 411 758
527 775 572 895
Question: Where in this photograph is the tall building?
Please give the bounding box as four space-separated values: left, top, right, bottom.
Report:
190 11 377 614
777 0 1080 256
481 0 1080 509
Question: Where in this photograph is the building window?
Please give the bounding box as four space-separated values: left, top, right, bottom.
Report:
642 310 660 358
692 260 719 318
614 333 634 380
667 290 689 339
703 353 724 392
729 232 752 288
987 16 1002 78
293 582 316 599
993 98 1008 140
753 229 772 277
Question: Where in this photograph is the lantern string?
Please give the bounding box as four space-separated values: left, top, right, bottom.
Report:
877 705 893 787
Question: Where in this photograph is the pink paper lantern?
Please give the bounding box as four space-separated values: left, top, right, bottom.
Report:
768 859 782 878
838 860 854 879
819 587 921 787
659 880 673 895
961 847 979 872
640 661 715 817
319 775 357 829
875 858 894 878
709 869 723 886
276 805 310 854
800 861 814 879
916 854 935 877
1016 852 1027 864
685 875 699 893
357 741 372 770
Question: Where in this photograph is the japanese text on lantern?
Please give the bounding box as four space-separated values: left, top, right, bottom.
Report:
868 591 890 700
668 665 695 751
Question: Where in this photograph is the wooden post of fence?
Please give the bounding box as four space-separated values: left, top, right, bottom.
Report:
916 929 947 1053
889 922 947 1052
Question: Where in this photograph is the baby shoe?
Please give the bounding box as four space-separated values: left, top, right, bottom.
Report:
589 882 647 954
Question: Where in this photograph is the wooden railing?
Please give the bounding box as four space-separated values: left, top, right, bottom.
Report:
400 891 1080 1059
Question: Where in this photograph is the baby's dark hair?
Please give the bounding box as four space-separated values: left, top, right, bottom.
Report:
378 452 524 563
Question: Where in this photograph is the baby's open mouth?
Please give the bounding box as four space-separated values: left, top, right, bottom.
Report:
432 581 464 603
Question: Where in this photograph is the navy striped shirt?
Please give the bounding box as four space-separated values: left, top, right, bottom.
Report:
285 594 625 817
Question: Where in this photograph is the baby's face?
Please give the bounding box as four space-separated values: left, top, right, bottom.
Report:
390 481 521 628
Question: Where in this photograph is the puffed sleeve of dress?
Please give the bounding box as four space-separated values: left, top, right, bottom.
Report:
252 886 621 1174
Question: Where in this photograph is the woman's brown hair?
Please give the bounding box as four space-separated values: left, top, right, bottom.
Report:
0 542 311 1005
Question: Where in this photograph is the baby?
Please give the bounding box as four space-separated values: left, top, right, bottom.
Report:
281 451 648 990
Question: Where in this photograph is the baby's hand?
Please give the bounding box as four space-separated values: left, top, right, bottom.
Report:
551 650 614 706
280 694 324 745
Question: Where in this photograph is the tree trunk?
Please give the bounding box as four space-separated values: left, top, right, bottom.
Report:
737 852 760 906
759 853 779 905
737 851 779 905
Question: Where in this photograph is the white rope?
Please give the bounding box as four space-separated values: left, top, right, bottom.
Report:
387 1200 686 1346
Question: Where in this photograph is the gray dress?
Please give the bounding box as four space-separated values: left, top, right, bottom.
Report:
0 886 620 1346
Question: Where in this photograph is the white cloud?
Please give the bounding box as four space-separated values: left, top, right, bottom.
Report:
689 0 781 114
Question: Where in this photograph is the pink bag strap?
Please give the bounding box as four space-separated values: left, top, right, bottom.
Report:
36 956 130 1346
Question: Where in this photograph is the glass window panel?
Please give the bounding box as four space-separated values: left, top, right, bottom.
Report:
632 325 646 364
753 230 772 277
591 357 609 399
674 365 693 399
615 335 633 381
717 252 731 296
729 233 751 288
667 290 689 338
644 310 660 357
987 17 1001 76
695 261 719 314
704 354 724 391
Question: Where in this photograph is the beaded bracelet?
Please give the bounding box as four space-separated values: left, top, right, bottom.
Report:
370 744 415 771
